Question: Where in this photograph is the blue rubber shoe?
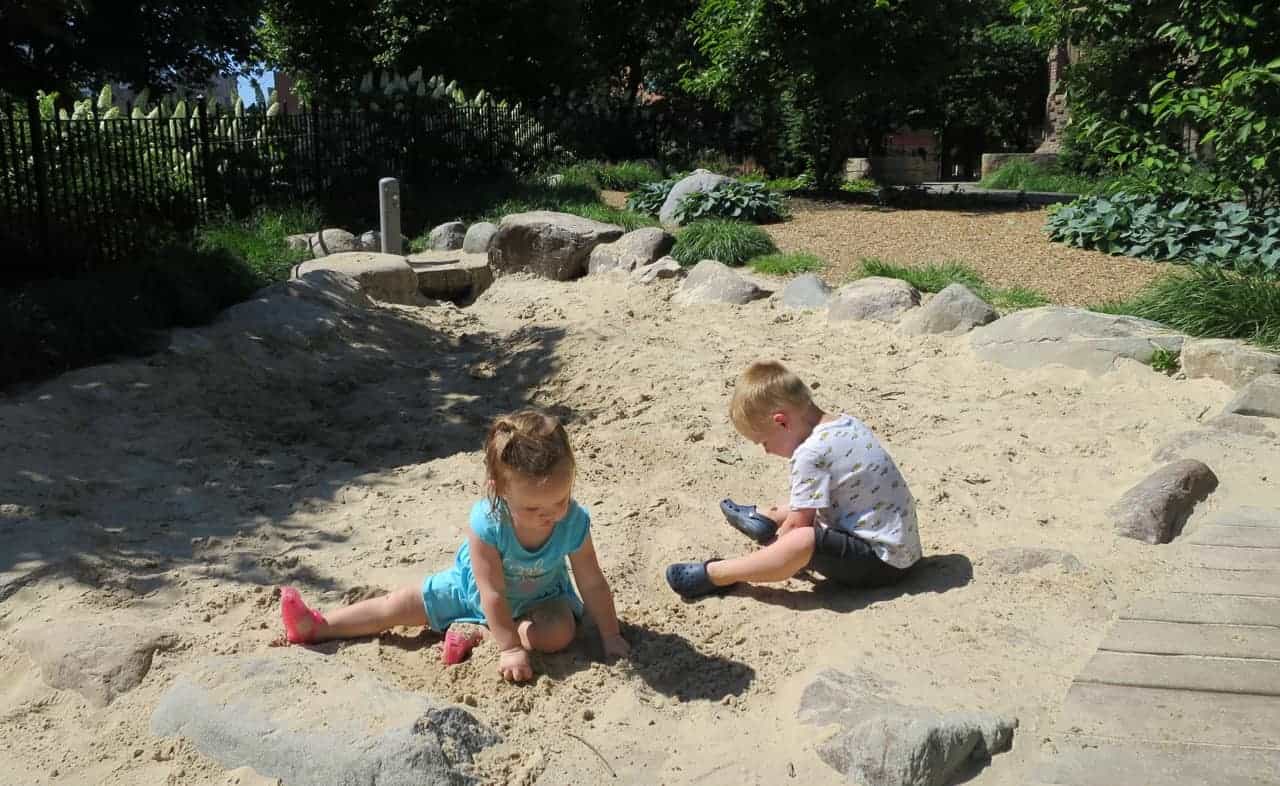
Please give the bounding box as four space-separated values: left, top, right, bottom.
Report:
665 560 735 599
720 499 778 545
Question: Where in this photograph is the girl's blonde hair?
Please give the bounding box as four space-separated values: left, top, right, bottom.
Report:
729 360 815 436
483 409 575 511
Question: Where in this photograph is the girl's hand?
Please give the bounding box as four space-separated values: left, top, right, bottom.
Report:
498 647 533 682
601 633 630 660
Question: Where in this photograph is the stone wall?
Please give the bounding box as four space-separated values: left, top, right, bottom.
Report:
845 155 938 186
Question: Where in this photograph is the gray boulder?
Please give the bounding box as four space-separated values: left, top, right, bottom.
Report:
1182 339 1280 389
308 228 360 258
659 169 734 224
633 256 684 284
1222 373 1280 419
899 283 997 336
357 230 409 253
588 227 676 274
462 222 499 254
294 252 422 306
151 650 497 786
674 260 763 305
14 621 174 707
428 221 466 251
1109 459 1219 544
970 307 1185 373
488 211 624 280
829 277 921 323
800 669 1017 786
286 233 311 253
408 252 494 302
1154 413 1279 463
779 273 834 310
984 547 1084 575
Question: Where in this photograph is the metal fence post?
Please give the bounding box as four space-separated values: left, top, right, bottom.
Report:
379 177 401 254
24 95 51 261
196 100 219 219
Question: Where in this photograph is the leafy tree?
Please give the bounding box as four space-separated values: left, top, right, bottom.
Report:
682 0 974 186
2 0 261 98
1018 0 1280 206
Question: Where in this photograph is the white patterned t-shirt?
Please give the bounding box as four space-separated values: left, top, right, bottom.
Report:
789 414 922 569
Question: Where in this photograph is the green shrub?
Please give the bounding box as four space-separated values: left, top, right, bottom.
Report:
839 178 878 194
555 163 604 192
595 161 664 190
626 180 676 216
1047 193 1280 275
749 252 825 276
196 204 317 286
672 220 778 266
855 258 1049 313
979 160 1112 195
1150 346 1181 374
564 204 660 231
1092 267 1280 350
673 181 789 224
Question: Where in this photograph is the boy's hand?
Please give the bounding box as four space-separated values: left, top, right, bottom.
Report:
601 633 631 660
498 647 533 682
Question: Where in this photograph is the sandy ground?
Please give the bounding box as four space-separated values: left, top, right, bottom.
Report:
0 270 1273 786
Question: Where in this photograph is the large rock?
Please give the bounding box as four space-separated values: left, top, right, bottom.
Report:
408 251 494 302
829 277 921 323
428 221 466 251
799 669 1017 786
633 255 684 284
1222 373 1280 419
899 283 997 335
488 211 624 281
1182 339 1280 389
151 650 497 786
14 621 174 707
357 230 410 253
659 169 734 225
674 259 764 305
779 273 834 310
970 307 1185 373
462 222 498 254
1154 413 1280 463
308 228 360 258
295 252 422 306
1109 459 1219 544
587 227 675 274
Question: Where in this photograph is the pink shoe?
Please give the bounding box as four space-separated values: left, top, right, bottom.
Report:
280 587 327 644
441 628 482 665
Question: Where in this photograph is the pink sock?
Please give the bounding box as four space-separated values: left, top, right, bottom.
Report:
280 586 327 644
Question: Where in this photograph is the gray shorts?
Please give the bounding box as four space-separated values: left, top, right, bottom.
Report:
809 526 910 587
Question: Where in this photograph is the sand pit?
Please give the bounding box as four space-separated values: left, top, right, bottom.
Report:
1 268 1275 786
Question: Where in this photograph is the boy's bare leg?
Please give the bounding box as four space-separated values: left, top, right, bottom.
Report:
762 503 791 525
707 527 816 585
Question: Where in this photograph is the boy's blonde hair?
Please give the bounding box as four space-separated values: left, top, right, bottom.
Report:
729 360 815 435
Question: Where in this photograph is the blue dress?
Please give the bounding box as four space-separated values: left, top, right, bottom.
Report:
419 499 590 631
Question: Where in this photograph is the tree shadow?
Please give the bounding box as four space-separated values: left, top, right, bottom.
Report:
0 278 569 603
737 553 973 613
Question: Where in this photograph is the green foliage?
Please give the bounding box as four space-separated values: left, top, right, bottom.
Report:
1046 194 1280 275
674 181 788 224
1019 0 1280 207
671 219 778 266
1149 346 1181 374
565 204 660 232
1093 267 1280 350
749 252 824 276
854 258 1048 312
626 180 677 215
594 161 666 190
473 177 658 231
978 161 1114 195
839 178 878 194
196 204 319 287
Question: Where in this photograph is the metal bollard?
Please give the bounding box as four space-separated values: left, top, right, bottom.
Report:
379 177 402 254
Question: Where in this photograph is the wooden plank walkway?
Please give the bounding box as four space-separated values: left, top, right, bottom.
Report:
1032 508 1280 785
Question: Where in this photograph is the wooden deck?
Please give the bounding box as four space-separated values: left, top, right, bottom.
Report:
1032 508 1280 786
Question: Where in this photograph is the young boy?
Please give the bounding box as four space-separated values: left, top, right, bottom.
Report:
666 360 922 598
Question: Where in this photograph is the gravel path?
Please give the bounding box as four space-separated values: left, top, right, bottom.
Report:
603 191 1169 307
764 199 1168 306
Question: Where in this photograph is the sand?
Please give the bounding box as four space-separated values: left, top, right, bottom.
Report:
0 270 1274 786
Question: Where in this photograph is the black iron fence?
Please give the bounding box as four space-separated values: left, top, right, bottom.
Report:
0 99 554 285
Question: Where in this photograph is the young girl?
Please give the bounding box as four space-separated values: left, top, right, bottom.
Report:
279 409 629 682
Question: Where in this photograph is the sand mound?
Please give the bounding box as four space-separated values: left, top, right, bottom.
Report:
0 269 1273 785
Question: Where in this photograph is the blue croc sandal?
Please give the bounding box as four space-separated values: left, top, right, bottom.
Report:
666 560 735 599
720 499 778 545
